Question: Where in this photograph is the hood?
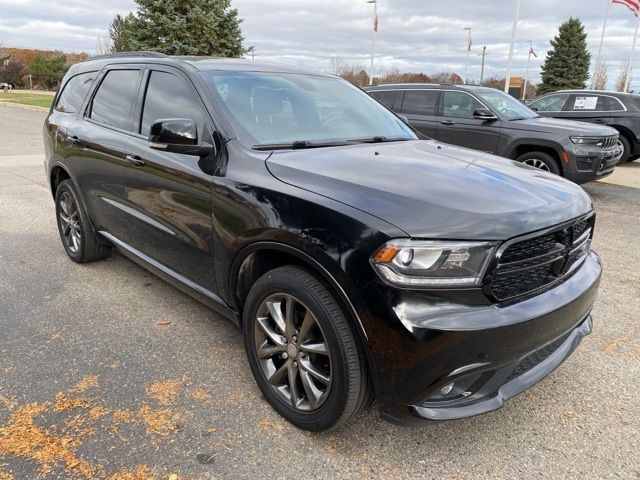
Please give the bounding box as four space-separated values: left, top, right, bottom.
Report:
265 140 593 240
506 116 617 136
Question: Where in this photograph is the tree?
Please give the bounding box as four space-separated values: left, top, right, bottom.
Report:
29 54 68 89
431 72 463 84
593 62 608 90
123 0 247 57
616 64 629 92
481 76 506 90
0 60 27 87
109 13 135 53
538 18 591 95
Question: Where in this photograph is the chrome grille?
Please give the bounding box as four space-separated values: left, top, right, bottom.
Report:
486 215 595 303
601 135 618 149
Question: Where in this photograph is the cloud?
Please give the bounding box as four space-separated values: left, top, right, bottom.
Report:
1 0 639 90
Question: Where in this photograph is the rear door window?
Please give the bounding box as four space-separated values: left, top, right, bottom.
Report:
89 69 141 131
530 93 570 112
441 91 484 119
55 72 97 113
140 71 204 137
401 90 439 116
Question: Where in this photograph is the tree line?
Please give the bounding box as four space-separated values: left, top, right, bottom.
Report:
0 52 73 90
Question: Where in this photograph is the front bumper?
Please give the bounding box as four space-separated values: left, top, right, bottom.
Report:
564 143 621 184
358 252 601 426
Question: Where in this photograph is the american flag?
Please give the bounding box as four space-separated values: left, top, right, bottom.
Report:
374 14 379 32
613 0 640 16
467 35 473 53
529 45 537 58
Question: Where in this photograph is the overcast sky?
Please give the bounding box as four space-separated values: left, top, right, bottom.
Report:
1 0 640 89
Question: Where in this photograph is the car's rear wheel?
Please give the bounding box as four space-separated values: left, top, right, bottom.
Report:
243 266 371 431
55 180 111 263
516 151 561 175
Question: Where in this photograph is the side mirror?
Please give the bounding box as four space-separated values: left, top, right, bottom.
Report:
530 106 539 112
473 108 498 121
149 118 213 156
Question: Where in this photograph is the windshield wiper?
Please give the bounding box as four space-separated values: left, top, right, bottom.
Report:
252 140 350 151
252 136 413 151
349 136 413 144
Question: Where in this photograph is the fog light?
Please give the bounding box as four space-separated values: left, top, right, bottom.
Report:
440 383 454 396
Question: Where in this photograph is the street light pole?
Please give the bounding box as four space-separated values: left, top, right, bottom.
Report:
464 27 472 85
479 46 488 84
504 0 521 93
367 0 378 86
624 15 640 93
523 40 533 100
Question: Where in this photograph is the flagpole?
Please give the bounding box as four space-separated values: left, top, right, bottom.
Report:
523 41 533 100
504 0 521 94
624 14 640 92
592 0 612 89
368 0 378 86
464 27 472 85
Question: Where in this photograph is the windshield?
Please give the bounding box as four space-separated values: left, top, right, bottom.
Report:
474 89 538 120
199 70 416 148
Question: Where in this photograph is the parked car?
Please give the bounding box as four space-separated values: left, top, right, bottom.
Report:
365 84 621 184
45 54 601 431
529 90 640 163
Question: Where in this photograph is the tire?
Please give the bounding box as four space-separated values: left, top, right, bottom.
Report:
243 266 371 431
515 151 561 176
617 135 632 163
55 180 111 263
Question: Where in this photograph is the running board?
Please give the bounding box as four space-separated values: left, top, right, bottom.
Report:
99 231 239 325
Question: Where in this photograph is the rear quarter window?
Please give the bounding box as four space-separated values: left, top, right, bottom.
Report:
55 72 97 114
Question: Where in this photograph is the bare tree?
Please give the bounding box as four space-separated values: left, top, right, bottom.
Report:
593 62 608 90
95 36 112 56
616 62 629 92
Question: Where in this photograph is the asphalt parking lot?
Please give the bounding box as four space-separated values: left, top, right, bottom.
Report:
0 104 639 480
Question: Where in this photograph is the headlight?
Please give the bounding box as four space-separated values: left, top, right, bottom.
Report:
370 240 498 288
570 136 604 146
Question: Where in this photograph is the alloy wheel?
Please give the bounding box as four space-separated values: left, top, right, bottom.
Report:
254 293 332 411
523 158 551 171
58 191 82 253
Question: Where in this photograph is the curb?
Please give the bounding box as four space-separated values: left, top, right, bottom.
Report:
0 101 51 112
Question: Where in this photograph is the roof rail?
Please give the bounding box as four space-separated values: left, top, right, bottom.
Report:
86 51 169 61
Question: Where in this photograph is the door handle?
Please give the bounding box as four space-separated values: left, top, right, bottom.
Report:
70 135 82 146
126 155 145 168
440 120 456 126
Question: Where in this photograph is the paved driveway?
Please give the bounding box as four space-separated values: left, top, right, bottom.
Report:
0 104 638 479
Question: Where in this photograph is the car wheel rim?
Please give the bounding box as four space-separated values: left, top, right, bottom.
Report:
254 293 332 412
58 191 82 253
523 158 551 172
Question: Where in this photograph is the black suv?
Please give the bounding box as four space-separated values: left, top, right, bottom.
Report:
529 90 640 163
366 84 621 184
45 54 601 431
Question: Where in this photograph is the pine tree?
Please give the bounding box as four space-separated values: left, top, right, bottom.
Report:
538 18 591 95
109 13 136 53
123 0 247 57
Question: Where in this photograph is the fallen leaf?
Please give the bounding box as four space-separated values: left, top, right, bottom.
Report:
157 320 171 326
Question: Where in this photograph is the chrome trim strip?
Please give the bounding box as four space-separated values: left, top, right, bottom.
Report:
99 230 227 307
101 197 175 236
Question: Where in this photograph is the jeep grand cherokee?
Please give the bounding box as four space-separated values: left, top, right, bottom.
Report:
44 53 601 431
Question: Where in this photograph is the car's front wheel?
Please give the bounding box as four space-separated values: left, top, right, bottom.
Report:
516 151 561 175
243 266 371 431
55 180 111 263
